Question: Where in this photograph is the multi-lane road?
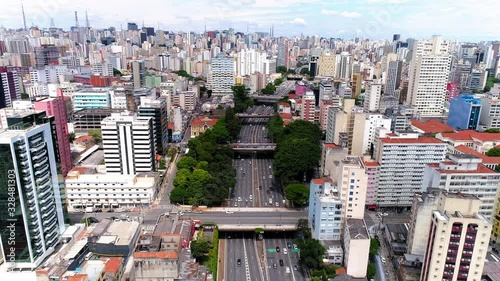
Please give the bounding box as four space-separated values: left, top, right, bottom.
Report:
224 232 264 281
265 232 305 281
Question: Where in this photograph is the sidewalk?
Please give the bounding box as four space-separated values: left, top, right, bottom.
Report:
217 238 225 281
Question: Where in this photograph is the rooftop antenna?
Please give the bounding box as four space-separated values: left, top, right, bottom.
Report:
21 0 27 31
50 18 55 28
142 18 145 28
74 11 81 43
85 11 90 30
204 18 206 34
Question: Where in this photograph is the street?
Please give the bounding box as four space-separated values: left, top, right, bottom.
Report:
265 232 305 281
224 232 263 281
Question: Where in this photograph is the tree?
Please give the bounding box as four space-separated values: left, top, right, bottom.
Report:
159 158 167 169
113 68 122 76
170 187 188 204
190 239 211 260
297 219 311 239
276 66 288 73
69 132 76 143
261 83 276 95
177 156 198 171
196 161 209 171
88 129 102 144
211 121 231 144
485 128 500 133
285 184 309 206
300 68 309 75
367 263 376 279
486 147 500 157
20 93 29 100
369 238 380 256
275 138 321 183
223 108 241 141
173 168 191 189
232 85 254 113
297 238 325 270
274 77 284 86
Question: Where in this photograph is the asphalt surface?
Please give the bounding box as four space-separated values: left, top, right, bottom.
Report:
224 232 263 281
265 232 305 281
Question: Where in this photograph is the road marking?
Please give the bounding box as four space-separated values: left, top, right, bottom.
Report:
243 235 252 281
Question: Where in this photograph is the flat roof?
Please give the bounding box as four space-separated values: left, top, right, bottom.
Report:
345 219 369 240
99 221 140 245
64 240 88 260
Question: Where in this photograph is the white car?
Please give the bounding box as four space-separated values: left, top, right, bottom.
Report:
225 210 234 214
238 197 242 202
249 195 253 200
283 248 288 255
275 202 279 207
269 175 272 179
381 257 386 263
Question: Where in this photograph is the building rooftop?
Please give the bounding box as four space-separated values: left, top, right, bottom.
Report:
345 219 369 240
455 145 500 164
96 221 140 246
380 136 444 144
341 156 362 166
191 116 218 127
324 143 339 149
410 119 454 134
364 161 380 167
134 251 178 259
439 130 500 142
103 257 123 274
428 163 496 174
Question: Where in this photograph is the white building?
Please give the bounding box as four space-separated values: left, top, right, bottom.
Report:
364 81 382 112
480 90 500 129
29 65 68 84
0 123 65 269
308 179 343 241
65 171 158 212
406 36 452 117
336 157 368 219
374 132 447 207
343 219 370 278
91 61 114 76
419 192 491 281
73 87 112 111
362 114 392 155
236 49 267 76
101 112 156 175
209 54 235 95
421 154 500 220
407 191 440 256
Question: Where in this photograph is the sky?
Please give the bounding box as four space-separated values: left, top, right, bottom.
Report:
1 0 498 41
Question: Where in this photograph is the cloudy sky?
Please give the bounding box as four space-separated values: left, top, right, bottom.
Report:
1 0 498 41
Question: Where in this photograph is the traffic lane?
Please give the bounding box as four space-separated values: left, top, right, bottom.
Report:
244 233 263 281
267 237 291 280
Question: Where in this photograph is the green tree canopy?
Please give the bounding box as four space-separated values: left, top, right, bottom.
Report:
485 128 500 133
170 187 188 204
274 77 284 86
367 263 376 279
190 239 211 260
261 83 276 95
113 68 122 76
296 237 325 270
285 184 309 206
223 107 241 141
196 161 209 171
369 238 380 256
177 156 198 171
276 66 288 73
300 68 309 75
486 147 500 157
275 138 321 183
88 129 102 144
232 85 254 113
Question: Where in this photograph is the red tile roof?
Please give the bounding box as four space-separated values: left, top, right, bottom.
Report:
66 274 88 281
283 121 292 126
70 166 88 174
455 145 500 164
104 257 123 273
289 94 297 99
168 122 174 129
324 143 338 148
428 163 496 174
411 119 454 134
312 179 325 184
440 130 500 142
76 136 93 142
280 113 293 120
380 136 444 144
134 251 178 259
191 117 218 127
364 161 380 167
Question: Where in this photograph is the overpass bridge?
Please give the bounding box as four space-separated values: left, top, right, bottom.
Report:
231 143 276 151
236 114 274 118
250 95 283 102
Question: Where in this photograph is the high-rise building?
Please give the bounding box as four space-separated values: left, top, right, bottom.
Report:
277 39 290 69
419 191 491 281
209 54 235 95
130 60 145 89
300 91 316 122
364 81 382 112
0 122 65 269
337 52 352 79
138 96 168 156
34 96 72 176
127 22 138 31
236 49 267 76
421 154 499 220
317 52 336 76
385 60 402 97
336 156 368 219
343 219 370 278
308 179 343 241
374 132 447 207
33 45 60 67
351 72 362 98
101 112 156 175
447 94 482 130
407 36 452 117
0 67 21 108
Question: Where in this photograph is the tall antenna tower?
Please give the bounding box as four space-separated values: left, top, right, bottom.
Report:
50 18 55 28
74 11 81 43
85 11 90 29
74 11 79 28
21 1 27 31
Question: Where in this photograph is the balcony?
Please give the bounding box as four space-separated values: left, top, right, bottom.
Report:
452 226 462 232
467 228 478 234
446 257 456 263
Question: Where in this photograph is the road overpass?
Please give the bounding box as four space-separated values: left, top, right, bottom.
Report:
236 113 274 118
231 143 276 151
250 95 284 102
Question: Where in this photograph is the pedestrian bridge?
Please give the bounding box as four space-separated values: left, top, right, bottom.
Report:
231 143 276 151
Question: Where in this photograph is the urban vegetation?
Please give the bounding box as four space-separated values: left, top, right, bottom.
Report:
366 238 380 279
232 85 255 113
190 226 219 279
261 82 276 95
284 183 309 207
88 129 102 144
268 116 322 184
170 109 239 206
484 77 500 92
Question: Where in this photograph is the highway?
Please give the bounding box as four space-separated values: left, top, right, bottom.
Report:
224 232 263 281
265 232 305 281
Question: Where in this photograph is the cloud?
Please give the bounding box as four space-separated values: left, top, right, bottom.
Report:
291 17 307 26
321 9 361 18
367 0 410 3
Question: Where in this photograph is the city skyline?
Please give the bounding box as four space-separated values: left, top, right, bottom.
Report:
0 0 497 41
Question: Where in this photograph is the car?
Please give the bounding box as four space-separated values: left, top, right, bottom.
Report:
381 257 386 263
237 259 241 267
287 242 292 249
234 202 238 207
238 197 242 202
382 213 389 216
283 248 288 255
226 210 234 214
241 158 244 161
276 247 280 252
263 176 265 179
273 263 277 269
194 211 203 214
249 195 253 200
267 190 270 194
179 212 184 216
293 265 298 271
240 167 243 171
279 259 284 266
275 202 279 207
249 161 252 165
269 175 272 179
286 266 290 273
259 186 262 190
269 165 272 168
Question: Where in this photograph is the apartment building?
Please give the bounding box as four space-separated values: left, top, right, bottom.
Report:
364 161 380 207
300 91 316 122
421 154 500 220
65 170 158 212
308 179 343 241
364 81 382 112
343 219 370 278
374 132 447 207
101 112 156 175
419 192 490 281
209 54 235 95
336 156 368 219
73 88 112 111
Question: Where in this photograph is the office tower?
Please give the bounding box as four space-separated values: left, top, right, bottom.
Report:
8 37 30 54
236 49 267 76
138 96 168 156
101 112 156 175
351 72 362 98
337 52 352 79
127 22 138 31
300 91 316 122
34 96 72 176
336 156 368 219
407 36 452 117
364 81 382 112
0 67 21 108
447 94 482 130
421 154 499 220
0 122 65 268
91 61 114 76
317 52 336 76
468 69 487 91
142 27 155 37
34 45 60 67
393 34 401 42
385 60 402 97
277 39 290 69
209 54 235 95
374 132 447 207
419 192 491 281
308 179 343 241
130 60 145 89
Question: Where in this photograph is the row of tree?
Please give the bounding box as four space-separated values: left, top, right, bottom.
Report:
268 116 322 184
170 109 240 206
233 85 255 113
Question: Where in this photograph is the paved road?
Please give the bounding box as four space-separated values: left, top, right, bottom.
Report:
224 232 263 281
265 232 305 281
